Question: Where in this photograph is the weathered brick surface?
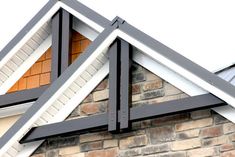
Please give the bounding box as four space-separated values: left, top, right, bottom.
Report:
85 148 118 157
119 135 148 149
80 141 102 152
147 126 175 144
59 146 80 155
175 118 213 131
200 125 223 138
103 139 118 148
141 144 169 155
221 150 235 157
223 123 235 134
220 143 235 152
31 58 235 157
176 129 199 140
171 138 201 151
187 147 218 157
202 135 229 147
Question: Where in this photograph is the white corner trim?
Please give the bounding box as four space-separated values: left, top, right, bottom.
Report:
0 3 60 70
59 2 104 33
0 36 52 95
0 102 33 119
73 17 99 41
117 29 235 108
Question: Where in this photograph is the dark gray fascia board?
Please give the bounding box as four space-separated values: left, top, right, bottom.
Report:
0 24 116 149
118 21 235 99
61 0 110 28
0 0 57 62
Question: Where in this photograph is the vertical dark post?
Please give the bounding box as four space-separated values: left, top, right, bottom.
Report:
120 39 131 130
108 40 120 132
60 9 71 73
51 10 61 82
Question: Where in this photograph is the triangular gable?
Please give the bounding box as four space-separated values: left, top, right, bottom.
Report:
0 0 109 95
1 2 235 157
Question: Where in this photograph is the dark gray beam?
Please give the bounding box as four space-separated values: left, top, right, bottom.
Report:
130 93 225 122
21 113 108 143
0 85 48 108
120 39 131 130
60 9 72 73
21 93 225 143
51 10 62 82
108 40 120 132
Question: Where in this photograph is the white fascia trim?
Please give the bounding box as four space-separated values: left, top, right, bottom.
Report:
116 30 235 108
0 36 52 95
16 62 109 157
0 102 33 119
59 2 104 33
0 30 118 156
72 17 99 41
0 3 60 70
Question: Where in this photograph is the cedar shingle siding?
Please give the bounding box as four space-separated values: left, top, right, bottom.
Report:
7 31 91 93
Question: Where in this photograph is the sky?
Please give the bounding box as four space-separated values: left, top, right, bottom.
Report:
0 0 235 72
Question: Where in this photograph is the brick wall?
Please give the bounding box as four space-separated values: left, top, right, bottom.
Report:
30 63 235 157
7 31 90 93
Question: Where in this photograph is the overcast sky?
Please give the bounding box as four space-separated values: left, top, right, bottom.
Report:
0 0 234 72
